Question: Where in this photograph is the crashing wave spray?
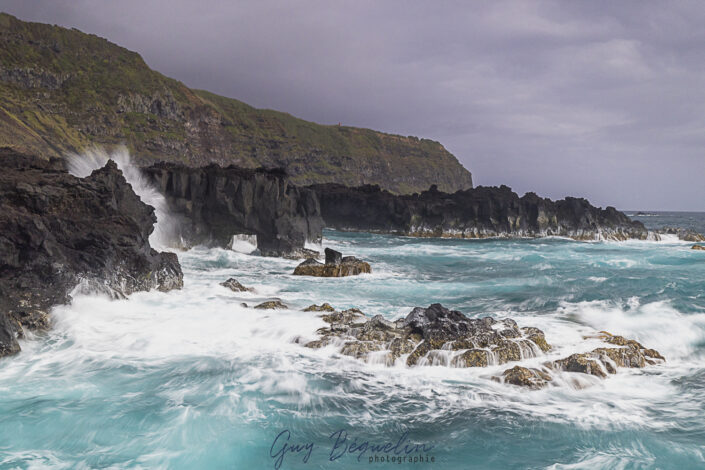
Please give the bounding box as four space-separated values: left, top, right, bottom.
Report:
66 146 179 249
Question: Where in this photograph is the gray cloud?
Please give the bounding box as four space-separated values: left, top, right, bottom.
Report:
3 0 704 210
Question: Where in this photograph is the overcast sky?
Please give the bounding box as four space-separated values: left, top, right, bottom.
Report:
4 0 705 210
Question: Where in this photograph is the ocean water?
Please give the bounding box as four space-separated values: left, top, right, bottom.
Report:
1 211 705 469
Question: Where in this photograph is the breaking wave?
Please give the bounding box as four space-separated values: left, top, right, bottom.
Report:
65 146 179 249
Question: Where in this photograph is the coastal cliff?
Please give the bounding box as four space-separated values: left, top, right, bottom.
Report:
0 13 473 194
0 148 183 357
309 183 648 240
143 162 324 257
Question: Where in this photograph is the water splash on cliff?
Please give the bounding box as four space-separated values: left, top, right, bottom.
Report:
65 146 178 249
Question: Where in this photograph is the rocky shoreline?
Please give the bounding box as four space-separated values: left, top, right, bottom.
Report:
0 149 183 357
0 150 695 373
138 162 663 261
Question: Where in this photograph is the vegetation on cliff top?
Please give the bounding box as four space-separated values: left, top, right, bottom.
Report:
0 13 472 193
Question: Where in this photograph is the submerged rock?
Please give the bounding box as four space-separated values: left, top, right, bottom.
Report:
220 278 253 292
0 149 183 358
692 245 705 251
293 248 371 277
254 300 288 310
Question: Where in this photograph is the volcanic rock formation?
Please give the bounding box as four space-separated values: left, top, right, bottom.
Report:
309 183 649 241
0 148 183 357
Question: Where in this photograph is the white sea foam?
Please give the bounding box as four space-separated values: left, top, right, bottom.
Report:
3 230 704 459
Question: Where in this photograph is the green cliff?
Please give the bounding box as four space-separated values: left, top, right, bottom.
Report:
0 13 472 193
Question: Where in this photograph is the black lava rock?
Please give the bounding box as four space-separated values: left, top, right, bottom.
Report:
0 148 183 358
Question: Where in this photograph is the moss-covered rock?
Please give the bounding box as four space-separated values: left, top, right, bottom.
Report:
293 255 371 277
499 366 551 389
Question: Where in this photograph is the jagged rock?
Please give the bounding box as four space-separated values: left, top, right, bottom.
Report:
293 253 371 277
692 245 705 251
325 248 343 265
309 183 649 241
0 149 183 358
304 303 335 312
254 300 288 310
143 162 323 257
498 366 552 389
220 278 252 292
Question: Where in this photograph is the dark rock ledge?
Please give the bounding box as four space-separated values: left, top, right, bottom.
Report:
0 149 183 357
301 303 663 388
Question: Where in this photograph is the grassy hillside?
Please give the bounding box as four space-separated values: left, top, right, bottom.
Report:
0 13 473 193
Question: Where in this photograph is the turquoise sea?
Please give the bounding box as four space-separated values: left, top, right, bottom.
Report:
1 211 704 469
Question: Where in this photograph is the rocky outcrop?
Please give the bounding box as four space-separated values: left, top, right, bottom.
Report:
293 248 371 277
302 303 663 388
309 183 649 241
0 66 70 90
0 148 183 357
304 303 550 366
692 245 705 251
143 162 324 257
